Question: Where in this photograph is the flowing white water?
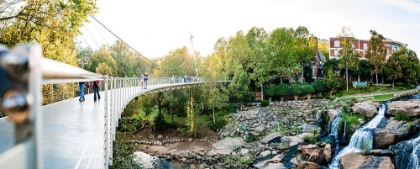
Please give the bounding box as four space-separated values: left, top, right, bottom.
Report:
329 104 386 169
329 114 342 151
406 136 420 169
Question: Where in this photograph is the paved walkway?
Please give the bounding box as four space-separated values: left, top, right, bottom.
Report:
0 92 106 168
334 87 420 101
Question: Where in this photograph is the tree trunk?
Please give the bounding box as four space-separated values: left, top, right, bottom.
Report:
171 105 174 123
346 68 349 90
280 76 283 84
376 73 379 85
392 80 395 89
261 85 263 101
358 74 360 82
307 94 311 100
294 95 298 101
268 97 272 103
212 106 215 124
281 97 284 102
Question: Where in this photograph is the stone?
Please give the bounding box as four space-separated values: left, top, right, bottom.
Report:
373 119 420 149
253 126 266 135
358 156 395 169
259 150 271 158
387 100 420 116
323 144 332 163
265 163 285 169
261 132 282 144
328 109 340 121
298 144 324 165
188 138 193 142
157 135 163 139
340 153 372 169
207 137 245 156
240 148 249 154
298 161 319 169
148 134 155 139
352 101 378 118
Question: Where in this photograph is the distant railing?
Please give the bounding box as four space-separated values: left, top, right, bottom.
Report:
0 44 231 169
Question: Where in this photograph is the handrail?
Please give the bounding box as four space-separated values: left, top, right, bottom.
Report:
0 44 232 169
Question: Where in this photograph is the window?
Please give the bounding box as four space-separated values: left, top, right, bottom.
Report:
363 43 367 49
334 40 340 47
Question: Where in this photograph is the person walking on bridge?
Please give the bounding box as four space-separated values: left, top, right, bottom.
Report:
92 68 101 102
78 81 88 102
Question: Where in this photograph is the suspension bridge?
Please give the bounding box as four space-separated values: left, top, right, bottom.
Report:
0 44 230 169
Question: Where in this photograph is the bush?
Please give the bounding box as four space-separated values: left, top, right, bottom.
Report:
153 112 166 130
261 100 269 107
313 80 326 93
118 118 142 132
178 127 189 135
408 123 416 131
208 116 227 132
396 112 411 121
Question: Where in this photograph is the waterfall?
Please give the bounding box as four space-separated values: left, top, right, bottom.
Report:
406 137 420 169
342 120 346 142
329 104 386 169
329 114 342 152
329 113 342 138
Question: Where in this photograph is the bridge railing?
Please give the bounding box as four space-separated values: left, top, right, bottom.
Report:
0 44 231 169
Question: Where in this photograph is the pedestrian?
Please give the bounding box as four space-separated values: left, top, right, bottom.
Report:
78 81 88 102
92 68 101 102
144 73 148 89
140 74 145 89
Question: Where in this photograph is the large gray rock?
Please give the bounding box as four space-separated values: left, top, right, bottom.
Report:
374 119 420 148
207 137 245 156
352 101 378 118
328 109 340 122
261 132 282 144
387 100 420 116
358 156 395 169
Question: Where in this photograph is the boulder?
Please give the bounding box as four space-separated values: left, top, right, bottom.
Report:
340 153 372 169
323 144 332 163
352 101 378 118
387 100 420 116
373 119 420 149
328 109 340 122
265 163 285 169
207 137 245 156
358 156 394 169
298 144 324 164
261 132 282 144
298 161 319 169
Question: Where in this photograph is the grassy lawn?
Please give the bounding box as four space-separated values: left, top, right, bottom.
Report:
372 94 394 102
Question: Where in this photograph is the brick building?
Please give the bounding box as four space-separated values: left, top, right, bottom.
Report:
329 37 404 59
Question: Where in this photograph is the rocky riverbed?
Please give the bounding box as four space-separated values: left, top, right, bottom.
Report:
133 94 420 169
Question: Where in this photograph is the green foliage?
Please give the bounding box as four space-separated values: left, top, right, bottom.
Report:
361 139 372 155
290 84 302 95
408 123 416 131
261 100 269 107
277 84 290 96
177 127 190 135
323 69 340 95
223 153 253 168
117 118 142 132
396 113 411 121
304 128 319 144
247 135 256 143
111 140 142 169
342 105 349 114
339 111 364 141
301 85 315 94
153 111 166 130
365 30 387 84
264 84 277 97
313 80 326 93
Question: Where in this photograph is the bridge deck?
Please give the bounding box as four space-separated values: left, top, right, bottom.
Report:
0 82 203 168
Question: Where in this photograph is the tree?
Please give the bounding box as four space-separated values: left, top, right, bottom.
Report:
154 92 166 130
313 80 326 96
76 46 93 69
247 27 270 89
266 28 298 83
302 85 315 100
337 27 359 90
399 48 420 85
277 84 289 101
264 84 277 102
384 52 403 88
355 59 373 82
324 69 340 95
229 65 252 110
89 46 118 76
294 26 315 83
365 30 387 84
290 84 302 101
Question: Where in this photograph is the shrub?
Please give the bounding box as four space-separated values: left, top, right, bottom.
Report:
313 80 326 93
247 135 256 143
208 116 227 132
408 123 416 131
277 84 289 99
264 84 277 97
342 106 349 114
177 127 189 135
396 112 411 121
261 100 269 107
153 112 166 130
361 139 372 155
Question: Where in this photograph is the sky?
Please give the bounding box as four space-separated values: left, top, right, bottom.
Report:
79 0 420 59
